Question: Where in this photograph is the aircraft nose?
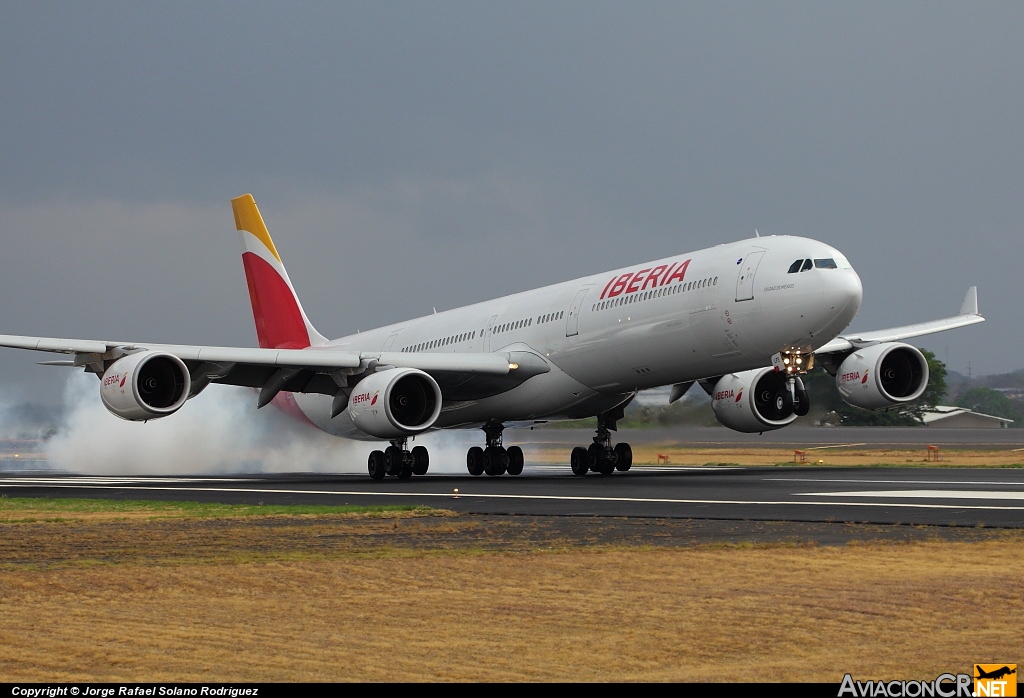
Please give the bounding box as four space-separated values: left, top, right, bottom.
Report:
829 268 863 325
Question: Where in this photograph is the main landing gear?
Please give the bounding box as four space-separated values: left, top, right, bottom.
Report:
466 421 524 477
367 438 430 480
569 414 632 476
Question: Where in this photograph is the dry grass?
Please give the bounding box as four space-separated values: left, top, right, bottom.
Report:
531 445 1024 467
1 506 1021 682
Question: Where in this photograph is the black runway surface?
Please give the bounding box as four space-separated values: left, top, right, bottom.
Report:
3 465 1023 529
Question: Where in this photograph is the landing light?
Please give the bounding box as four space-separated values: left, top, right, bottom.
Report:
509 362 519 370
773 350 814 374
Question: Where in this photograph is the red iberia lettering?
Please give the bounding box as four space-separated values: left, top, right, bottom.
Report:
625 269 650 294
602 273 632 299
663 259 690 285
660 262 678 285
641 265 666 291
600 258 693 299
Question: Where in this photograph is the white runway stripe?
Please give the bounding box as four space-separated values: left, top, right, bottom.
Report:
1 481 1023 511
768 477 1024 487
801 489 1024 500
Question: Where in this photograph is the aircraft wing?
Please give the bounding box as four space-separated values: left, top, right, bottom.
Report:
0 334 546 402
814 286 983 355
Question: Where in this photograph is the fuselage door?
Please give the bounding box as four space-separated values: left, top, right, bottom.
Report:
483 314 498 351
382 331 401 351
565 287 590 337
735 250 766 302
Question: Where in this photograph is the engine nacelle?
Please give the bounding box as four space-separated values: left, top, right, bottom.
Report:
346 367 442 438
100 351 191 421
836 342 928 410
712 368 799 433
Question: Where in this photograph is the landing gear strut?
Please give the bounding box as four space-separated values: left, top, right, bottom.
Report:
775 350 812 417
367 438 430 479
466 421 524 477
570 412 632 476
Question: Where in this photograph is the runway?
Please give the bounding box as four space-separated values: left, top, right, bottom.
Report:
3 465 1023 528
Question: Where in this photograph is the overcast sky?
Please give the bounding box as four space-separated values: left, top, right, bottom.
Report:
1 2 1021 408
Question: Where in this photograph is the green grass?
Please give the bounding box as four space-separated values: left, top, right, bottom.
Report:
0 496 443 519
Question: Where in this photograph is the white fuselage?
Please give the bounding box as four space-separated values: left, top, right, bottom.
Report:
295 235 864 438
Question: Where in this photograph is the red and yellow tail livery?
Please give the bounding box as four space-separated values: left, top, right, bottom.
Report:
232 194 327 350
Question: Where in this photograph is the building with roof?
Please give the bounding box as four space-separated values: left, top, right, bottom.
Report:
920 406 1014 429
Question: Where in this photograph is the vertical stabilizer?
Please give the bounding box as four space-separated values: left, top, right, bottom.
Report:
232 194 328 349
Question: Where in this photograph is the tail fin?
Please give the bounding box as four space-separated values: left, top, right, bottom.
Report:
232 194 328 349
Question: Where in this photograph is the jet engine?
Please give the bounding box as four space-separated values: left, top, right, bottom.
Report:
836 342 928 410
712 368 800 433
346 367 442 439
100 351 192 421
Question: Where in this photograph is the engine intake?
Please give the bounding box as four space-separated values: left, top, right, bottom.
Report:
346 367 442 438
836 342 928 410
100 351 191 421
712 367 799 433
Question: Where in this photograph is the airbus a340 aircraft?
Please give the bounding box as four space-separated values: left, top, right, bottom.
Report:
0 195 984 478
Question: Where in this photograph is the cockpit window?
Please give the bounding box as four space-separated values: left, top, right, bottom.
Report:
790 257 842 272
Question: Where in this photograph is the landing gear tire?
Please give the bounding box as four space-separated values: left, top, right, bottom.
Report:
570 446 589 476
506 446 524 476
467 446 484 476
383 445 403 476
484 446 508 476
411 445 429 475
588 443 614 475
614 443 632 471
368 450 386 480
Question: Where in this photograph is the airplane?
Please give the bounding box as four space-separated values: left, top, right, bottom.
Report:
0 194 984 479
975 666 1016 681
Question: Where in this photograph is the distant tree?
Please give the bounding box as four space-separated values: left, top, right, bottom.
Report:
917 349 947 411
953 387 1023 426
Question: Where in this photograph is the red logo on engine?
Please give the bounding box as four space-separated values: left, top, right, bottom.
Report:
120 375 127 388
861 370 869 384
735 388 743 403
370 391 378 406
